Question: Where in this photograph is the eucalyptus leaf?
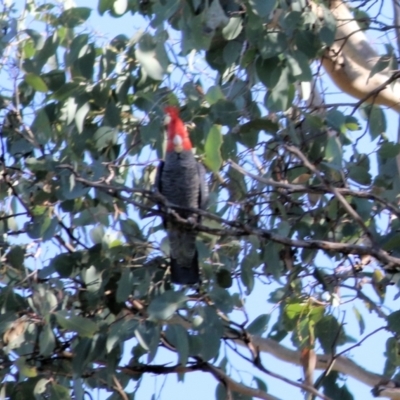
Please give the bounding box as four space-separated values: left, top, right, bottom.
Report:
55 311 98 338
147 291 187 321
204 125 223 172
58 7 91 28
25 73 48 92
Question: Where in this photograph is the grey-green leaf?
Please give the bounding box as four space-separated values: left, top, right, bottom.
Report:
147 291 187 321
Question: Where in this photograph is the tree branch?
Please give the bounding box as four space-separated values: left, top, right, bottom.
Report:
121 362 280 400
227 159 400 220
54 164 400 270
321 0 400 112
159 314 384 392
283 144 373 240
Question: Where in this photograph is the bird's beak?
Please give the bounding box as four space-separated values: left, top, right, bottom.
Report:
173 135 183 153
164 114 171 126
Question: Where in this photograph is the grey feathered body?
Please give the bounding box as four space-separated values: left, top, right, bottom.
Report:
156 150 208 284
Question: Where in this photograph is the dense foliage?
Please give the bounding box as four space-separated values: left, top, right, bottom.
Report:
1 0 400 399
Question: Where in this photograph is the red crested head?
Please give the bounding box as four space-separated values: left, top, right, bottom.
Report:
164 106 192 152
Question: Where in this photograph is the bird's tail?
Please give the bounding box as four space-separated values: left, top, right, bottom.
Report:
170 250 200 284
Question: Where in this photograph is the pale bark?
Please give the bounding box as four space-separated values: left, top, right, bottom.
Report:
322 0 400 112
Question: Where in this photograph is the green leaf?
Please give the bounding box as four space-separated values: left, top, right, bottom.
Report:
165 324 189 366
25 73 48 92
222 17 243 40
140 119 161 146
216 383 227 400
369 55 390 79
257 31 287 59
348 165 371 185
58 7 91 28
255 56 282 89
104 99 121 127
81 265 103 293
320 6 337 46
315 315 346 353
369 107 387 140
25 29 44 49
247 0 277 17
196 306 223 361
94 126 117 150
263 242 282 280
49 253 77 278
204 125 223 172
55 311 98 337
75 101 90 133
6 246 25 269
34 379 50 396
41 70 66 92
98 0 114 15
49 382 71 400
116 268 134 302
134 321 161 362
246 314 270 335
53 82 82 101
32 285 58 315
265 68 294 112
35 32 59 69
111 34 129 52
18 80 35 106
147 291 187 321
385 337 400 365
210 100 238 127
379 142 400 158
286 50 312 81
39 324 55 357
15 357 37 378
31 108 52 143
135 34 165 80
284 303 306 323
216 269 233 288
359 105 386 140
223 41 242 65
388 310 400 333
209 287 233 314
89 225 105 245
75 43 96 80
324 136 342 167
151 0 181 27
344 115 360 131
26 215 57 241
322 371 354 400
326 109 346 132
241 251 257 295
353 9 371 29
253 377 268 393
67 34 89 66
206 86 225 105
239 119 279 135
107 319 138 353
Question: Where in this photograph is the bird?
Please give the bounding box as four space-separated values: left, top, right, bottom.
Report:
155 106 208 284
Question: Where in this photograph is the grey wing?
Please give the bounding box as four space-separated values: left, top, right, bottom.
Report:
155 161 167 227
155 161 164 194
196 162 209 210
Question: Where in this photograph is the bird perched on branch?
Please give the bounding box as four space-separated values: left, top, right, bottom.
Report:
155 106 208 284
